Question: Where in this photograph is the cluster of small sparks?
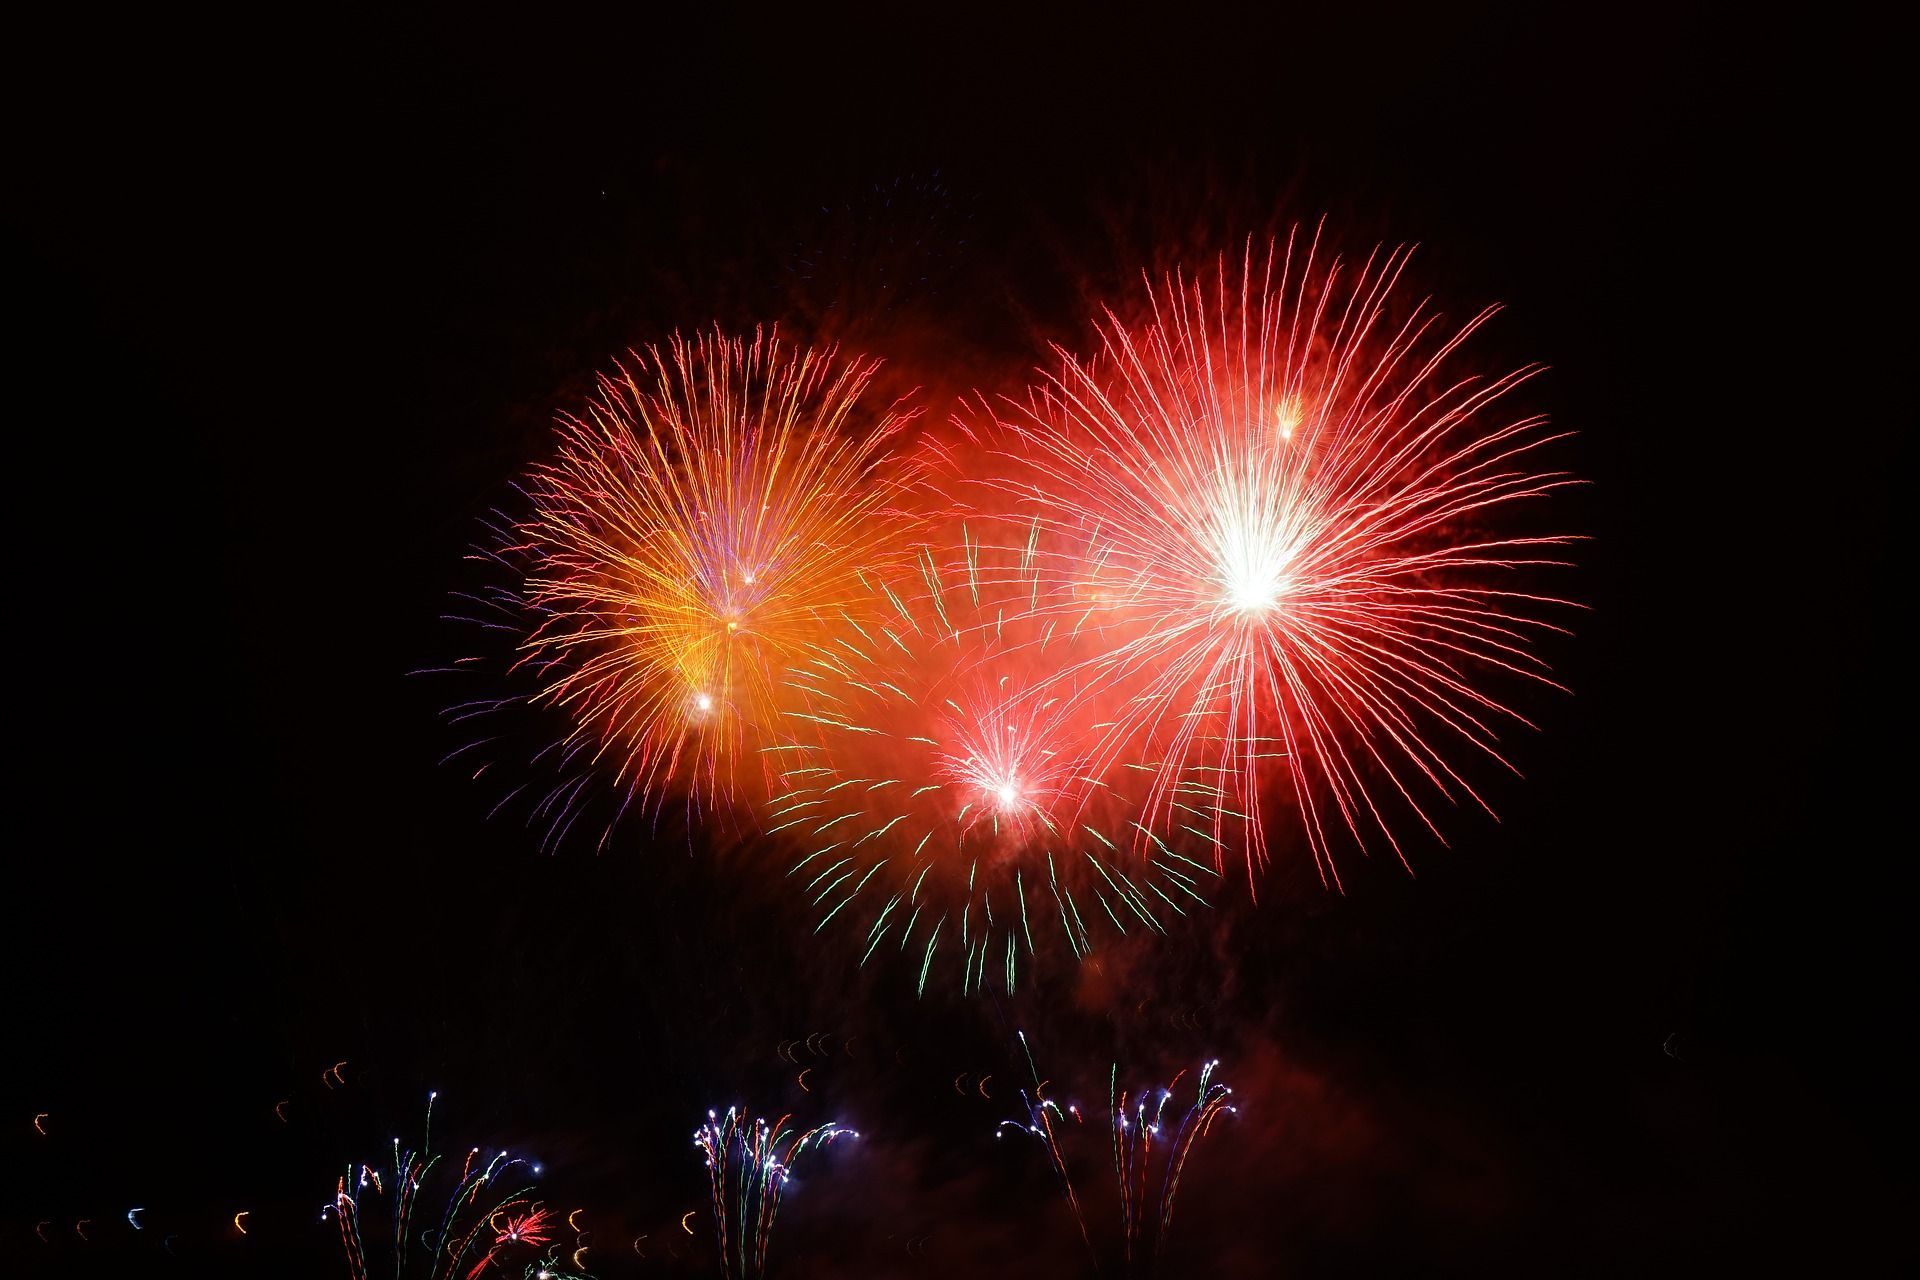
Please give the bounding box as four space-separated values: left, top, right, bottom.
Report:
693 1105 856 1279
1109 1059 1236 1270
996 1031 1096 1261
324 1093 581 1280
997 1033 1237 1274
457 227 1576 987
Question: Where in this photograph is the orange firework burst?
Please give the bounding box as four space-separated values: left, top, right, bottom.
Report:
974 228 1581 887
502 329 923 824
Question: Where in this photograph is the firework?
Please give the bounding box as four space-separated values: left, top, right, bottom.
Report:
1109 1059 1236 1270
976 227 1579 885
693 1105 856 1279
998 1035 1237 1275
760 527 1229 995
324 1093 557 1280
454 328 922 845
995 1030 1095 1264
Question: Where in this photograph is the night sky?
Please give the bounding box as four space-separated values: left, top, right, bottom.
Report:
7 5 1902 1276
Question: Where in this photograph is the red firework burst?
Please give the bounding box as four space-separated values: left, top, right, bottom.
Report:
969 227 1581 887
761 527 1231 994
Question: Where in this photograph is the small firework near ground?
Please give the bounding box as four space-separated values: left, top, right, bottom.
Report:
693 1107 856 1280
997 1032 1239 1275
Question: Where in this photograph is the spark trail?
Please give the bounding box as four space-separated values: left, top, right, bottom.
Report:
693 1105 855 1279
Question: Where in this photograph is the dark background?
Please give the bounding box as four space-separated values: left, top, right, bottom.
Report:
5 4 1903 1275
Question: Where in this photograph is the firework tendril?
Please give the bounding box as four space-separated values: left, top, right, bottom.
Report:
324 1093 567 1280
999 1037 1238 1275
693 1105 855 1279
1110 1059 1236 1269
